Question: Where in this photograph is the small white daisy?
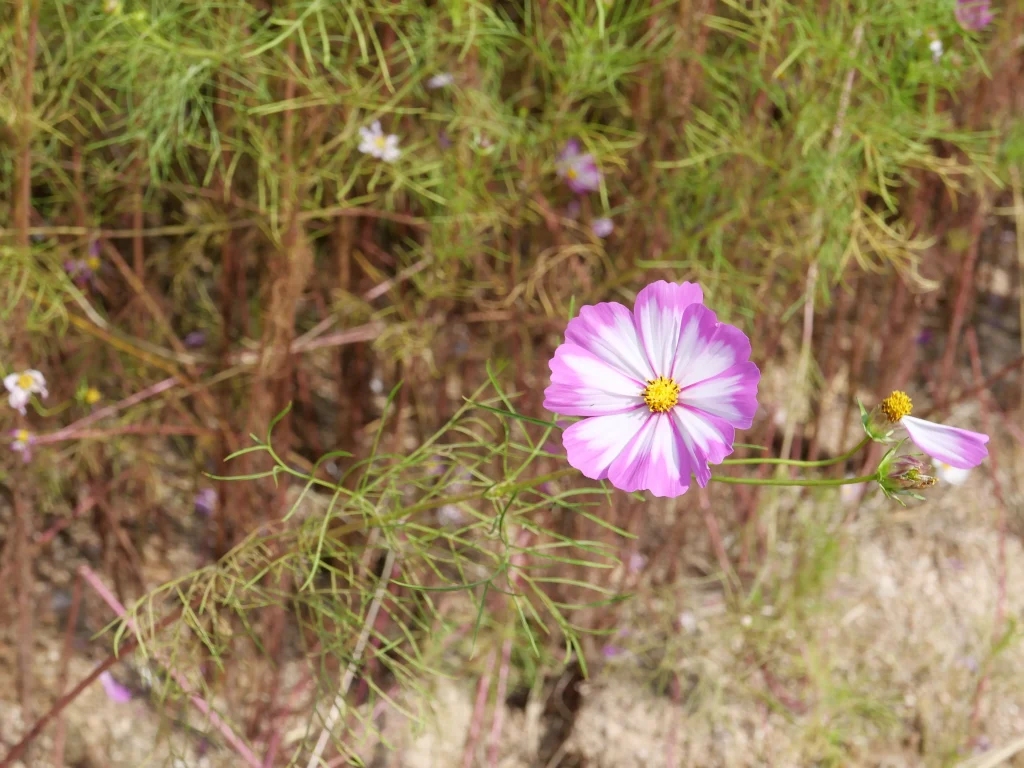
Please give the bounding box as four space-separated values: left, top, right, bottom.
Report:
935 461 970 486
4 369 47 414
929 38 943 61
426 73 454 89
10 429 34 462
358 121 401 163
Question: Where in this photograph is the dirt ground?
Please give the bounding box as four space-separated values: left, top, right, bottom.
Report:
2 424 1022 768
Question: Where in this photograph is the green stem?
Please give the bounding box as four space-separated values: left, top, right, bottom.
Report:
721 436 870 468
328 467 577 538
709 472 876 487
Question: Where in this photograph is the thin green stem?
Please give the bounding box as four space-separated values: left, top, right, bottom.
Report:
328 467 578 538
721 436 871 468
709 472 876 487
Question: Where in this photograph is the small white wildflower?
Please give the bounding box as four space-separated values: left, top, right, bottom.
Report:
358 121 401 163
678 611 697 634
10 429 34 462
929 38 943 61
935 462 970 486
740 614 753 628
426 73 454 89
4 369 47 414
369 376 384 395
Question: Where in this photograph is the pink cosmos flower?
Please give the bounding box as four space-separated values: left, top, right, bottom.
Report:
543 281 760 498
874 391 989 470
556 140 602 194
956 0 994 30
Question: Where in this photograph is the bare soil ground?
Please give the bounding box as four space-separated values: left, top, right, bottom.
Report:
3 425 1022 768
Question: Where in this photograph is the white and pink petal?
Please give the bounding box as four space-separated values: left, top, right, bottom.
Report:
544 343 645 416
678 361 760 429
670 406 737 488
633 281 704 375
901 416 989 470
670 305 752 388
561 408 650 481
607 414 691 498
564 302 653 382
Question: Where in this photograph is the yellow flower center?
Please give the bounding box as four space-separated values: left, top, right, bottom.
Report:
16 373 34 390
85 387 101 405
567 167 578 180
642 376 680 413
86 256 101 271
375 135 387 150
880 390 913 423
15 429 30 442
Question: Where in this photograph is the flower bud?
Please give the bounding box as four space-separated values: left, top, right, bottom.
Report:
859 398 896 443
876 448 936 503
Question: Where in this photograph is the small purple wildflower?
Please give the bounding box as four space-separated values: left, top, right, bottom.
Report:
601 644 625 658
956 0 994 30
556 140 602 194
592 218 614 238
627 552 646 574
65 247 102 288
194 487 217 517
438 130 452 150
184 331 207 348
915 329 933 345
99 671 133 704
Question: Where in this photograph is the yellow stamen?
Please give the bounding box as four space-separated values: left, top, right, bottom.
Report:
15 429 30 442
85 387 101 405
642 376 680 413
16 373 34 390
375 135 387 150
880 390 913 423
567 167 578 180
86 256 101 271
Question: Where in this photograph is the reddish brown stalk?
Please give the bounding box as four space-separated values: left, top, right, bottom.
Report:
486 637 514 768
835 290 876 477
698 487 734 585
462 650 497 768
51 577 82 767
964 329 1009 742
132 152 145 280
9 0 41 719
36 424 216 444
44 376 179 441
936 197 988 405
917 355 1024 419
78 565 263 767
0 492 100 590
13 492 33 714
807 274 856 462
0 612 179 767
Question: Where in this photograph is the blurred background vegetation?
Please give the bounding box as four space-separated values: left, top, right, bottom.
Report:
1 0 1022 766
